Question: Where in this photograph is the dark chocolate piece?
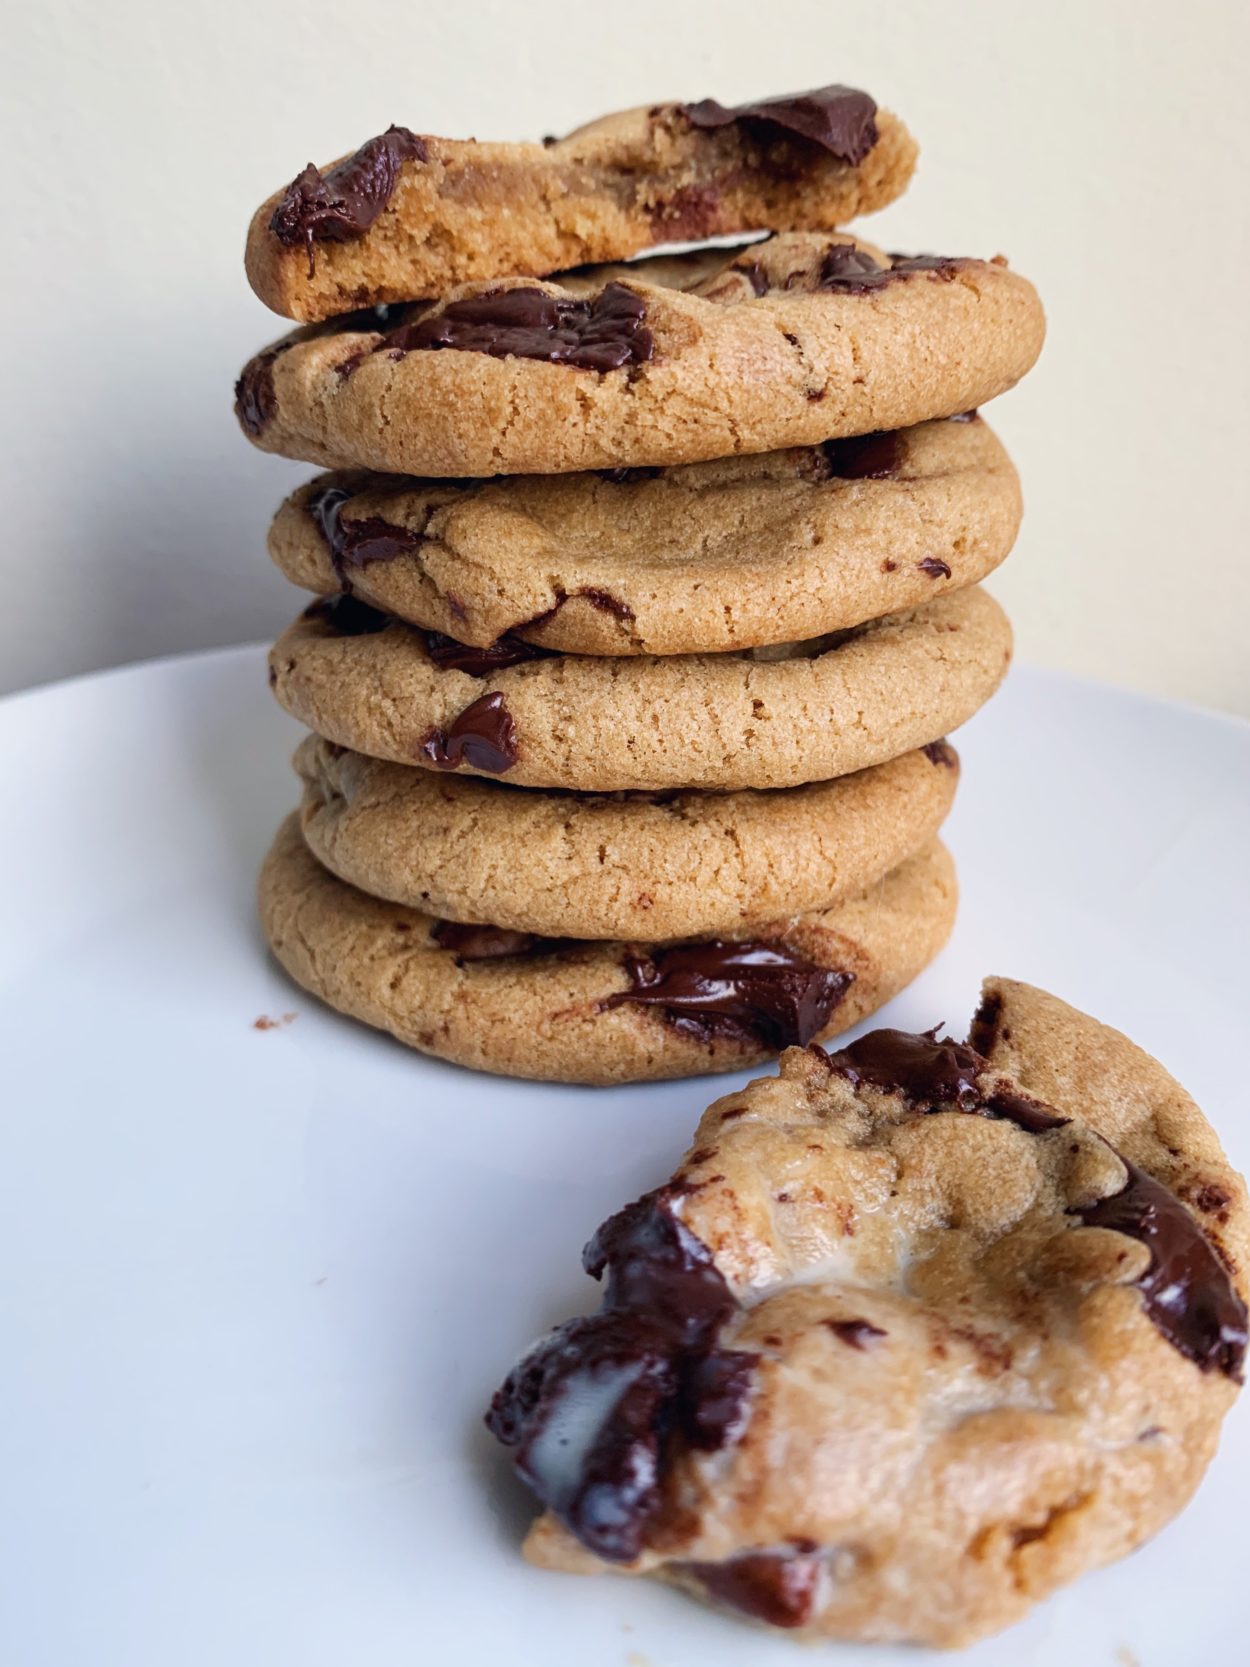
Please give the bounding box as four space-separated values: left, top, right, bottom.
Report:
305 480 424 584
825 1025 985 1106
378 282 653 373
921 739 959 769
682 84 879 166
429 920 545 962
301 593 391 636
1074 1160 1248 1381
816 431 903 480
420 631 551 676
917 556 952 579
486 1189 756 1562
679 1546 826 1628
983 1089 1069 1134
967 989 1003 1054
825 1318 886 1349
818 245 968 295
604 941 853 1049
270 125 428 275
234 343 284 438
418 692 517 774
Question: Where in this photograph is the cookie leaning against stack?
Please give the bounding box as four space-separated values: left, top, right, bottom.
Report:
240 84 1045 1082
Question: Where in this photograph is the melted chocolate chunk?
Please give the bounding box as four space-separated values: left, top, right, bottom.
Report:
305 480 424 584
737 260 772 297
418 691 517 773
1074 1161 1248 1381
420 631 551 676
234 343 284 437
818 245 968 294
983 1089 1069 1134
967 989 1003 1054
679 1546 826 1628
922 738 959 770
378 282 653 372
584 1191 738 1343
429 920 545 962
681 84 879 165
302 593 391 635
918 555 953 579
270 125 428 275
605 941 853 1050
826 1025 985 1106
825 1318 887 1349
487 1189 756 1562
816 431 903 480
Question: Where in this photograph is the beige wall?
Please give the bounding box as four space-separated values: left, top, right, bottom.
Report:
4 0 1249 713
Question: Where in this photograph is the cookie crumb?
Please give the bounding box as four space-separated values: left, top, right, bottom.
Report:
253 1011 297 1031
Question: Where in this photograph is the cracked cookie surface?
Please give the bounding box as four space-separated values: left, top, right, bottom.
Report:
269 415 1019 654
293 735 958 941
268 585 1010 792
235 233 1044 476
258 817 956 1083
491 979 1248 1644
245 88 917 322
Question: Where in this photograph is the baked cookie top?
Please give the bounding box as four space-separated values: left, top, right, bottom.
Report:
258 817 955 1084
294 735 958 942
490 979 1249 1645
269 414 1019 655
235 232 1045 476
244 87 918 322
267 585 1011 791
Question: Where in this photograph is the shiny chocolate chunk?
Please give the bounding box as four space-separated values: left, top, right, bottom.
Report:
418 691 517 773
605 941 853 1049
816 430 904 480
826 1025 985 1106
1074 1160 1248 1381
305 479 424 583
487 1189 756 1563
270 125 428 275
379 282 653 372
682 84 879 165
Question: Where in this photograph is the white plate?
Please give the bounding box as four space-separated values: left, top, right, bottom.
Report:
1 648 1247 1667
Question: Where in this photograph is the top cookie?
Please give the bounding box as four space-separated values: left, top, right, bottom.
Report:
235 233 1045 477
491 978 1249 1646
245 87 917 322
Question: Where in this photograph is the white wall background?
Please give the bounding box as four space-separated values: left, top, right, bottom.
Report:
4 0 1249 713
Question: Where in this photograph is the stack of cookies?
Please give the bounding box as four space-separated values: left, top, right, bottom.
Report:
237 85 1044 1084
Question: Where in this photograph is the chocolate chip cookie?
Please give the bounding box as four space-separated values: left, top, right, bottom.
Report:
236 233 1044 476
490 979 1248 1644
245 87 917 323
268 414 1019 655
258 816 956 1082
293 735 959 942
268 586 1010 792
